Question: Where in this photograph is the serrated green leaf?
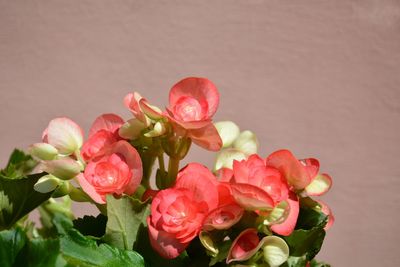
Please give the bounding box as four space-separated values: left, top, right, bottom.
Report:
0 227 27 267
104 195 150 250
73 214 107 238
1 149 37 179
296 207 327 230
53 213 146 267
282 226 326 261
0 173 54 230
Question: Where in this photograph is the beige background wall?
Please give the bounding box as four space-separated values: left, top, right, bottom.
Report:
1 1 400 266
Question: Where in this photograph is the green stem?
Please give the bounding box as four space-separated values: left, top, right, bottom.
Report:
166 156 180 188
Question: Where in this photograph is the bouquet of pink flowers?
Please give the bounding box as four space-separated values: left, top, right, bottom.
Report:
0 77 333 267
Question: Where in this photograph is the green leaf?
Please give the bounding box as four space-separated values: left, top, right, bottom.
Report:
281 256 308 267
104 195 150 250
310 259 331 267
53 213 146 267
0 173 54 230
73 214 107 238
14 238 67 267
0 227 27 267
282 226 326 261
1 149 37 179
296 207 327 230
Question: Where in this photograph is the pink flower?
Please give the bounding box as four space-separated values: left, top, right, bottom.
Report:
77 140 142 204
81 114 124 162
226 228 262 264
147 163 219 259
167 77 222 151
42 117 84 155
228 154 290 210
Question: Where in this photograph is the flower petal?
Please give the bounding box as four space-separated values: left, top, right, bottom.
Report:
188 123 222 152
46 117 83 155
262 236 289 267
203 204 244 231
214 148 246 171
169 77 219 119
230 183 274 211
175 163 219 211
77 173 105 204
305 173 332 196
147 217 189 259
227 228 260 264
270 192 299 236
233 130 259 156
89 113 124 138
266 150 312 190
29 143 58 160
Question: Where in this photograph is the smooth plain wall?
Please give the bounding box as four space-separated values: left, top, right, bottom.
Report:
1 1 400 266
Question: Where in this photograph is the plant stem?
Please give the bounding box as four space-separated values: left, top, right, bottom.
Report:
166 156 180 188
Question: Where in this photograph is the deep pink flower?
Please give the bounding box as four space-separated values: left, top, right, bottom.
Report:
226 228 261 264
77 140 142 204
167 77 222 151
81 114 124 162
147 163 219 259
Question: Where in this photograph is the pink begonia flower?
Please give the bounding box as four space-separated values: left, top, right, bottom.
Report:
229 155 289 210
147 163 219 259
167 77 222 151
223 154 300 236
42 117 84 155
77 140 142 204
81 114 124 162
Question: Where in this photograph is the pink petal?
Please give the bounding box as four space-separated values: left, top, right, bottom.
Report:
318 200 335 230
175 163 219 211
300 158 320 179
166 109 212 129
147 217 189 259
89 113 124 138
169 77 219 119
230 183 274 210
187 123 222 152
77 173 105 204
106 140 143 195
139 99 164 120
46 117 84 155
216 168 234 182
203 204 244 231
266 150 312 190
227 228 260 264
305 173 332 196
270 192 299 236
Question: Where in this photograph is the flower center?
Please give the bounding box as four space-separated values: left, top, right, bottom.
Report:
174 96 203 121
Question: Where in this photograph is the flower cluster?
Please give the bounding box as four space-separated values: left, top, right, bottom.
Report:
23 77 334 267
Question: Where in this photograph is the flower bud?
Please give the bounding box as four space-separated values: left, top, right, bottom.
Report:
214 121 240 148
118 119 146 140
29 143 58 160
42 158 81 180
52 181 71 197
34 175 60 193
233 130 259 155
144 121 167 137
214 148 246 171
262 236 289 267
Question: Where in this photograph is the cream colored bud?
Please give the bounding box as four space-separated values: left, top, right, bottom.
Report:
34 175 60 193
214 148 246 171
118 118 146 140
29 143 58 160
233 130 259 155
144 122 167 137
262 236 289 267
214 121 240 148
42 158 81 180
